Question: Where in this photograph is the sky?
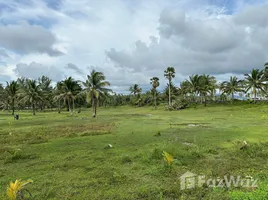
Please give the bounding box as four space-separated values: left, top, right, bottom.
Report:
0 0 268 93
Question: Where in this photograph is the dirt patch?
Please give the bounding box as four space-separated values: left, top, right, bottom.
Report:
170 123 210 127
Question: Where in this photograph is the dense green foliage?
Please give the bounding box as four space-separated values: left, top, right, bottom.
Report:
1 64 268 115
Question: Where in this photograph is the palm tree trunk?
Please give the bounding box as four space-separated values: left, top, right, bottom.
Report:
94 99 97 117
204 95 207 107
92 97 96 118
254 88 257 104
72 98 75 112
12 98 14 115
66 101 69 111
232 93 234 104
58 100 61 113
168 79 171 106
68 99 72 115
32 103 36 115
154 91 157 109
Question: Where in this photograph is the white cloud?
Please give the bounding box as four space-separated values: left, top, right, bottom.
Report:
1 0 268 92
14 62 64 81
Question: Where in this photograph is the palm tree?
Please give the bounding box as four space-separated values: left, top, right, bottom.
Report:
129 84 142 96
55 77 81 115
164 67 175 106
5 81 19 115
183 75 201 102
198 75 216 107
19 79 43 115
53 81 64 113
244 69 265 103
150 77 160 109
81 70 111 117
163 82 179 103
38 76 53 110
0 83 6 110
220 76 244 102
263 62 268 79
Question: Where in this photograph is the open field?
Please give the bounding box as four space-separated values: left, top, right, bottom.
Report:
1 105 268 199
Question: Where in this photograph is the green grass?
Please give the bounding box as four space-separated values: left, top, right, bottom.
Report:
1 104 268 199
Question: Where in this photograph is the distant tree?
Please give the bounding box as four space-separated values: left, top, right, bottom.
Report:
263 62 268 79
129 84 142 96
164 67 175 106
150 77 160 109
81 70 111 117
244 69 265 103
182 75 201 102
198 75 216 107
38 76 53 110
163 82 179 103
55 77 81 115
219 76 244 102
5 81 19 115
53 81 64 113
0 83 7 110
19 79 43 115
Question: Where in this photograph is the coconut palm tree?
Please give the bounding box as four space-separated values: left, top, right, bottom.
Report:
129 84 142 96
81 70 111 117
183 75 201 102
263 62 268 79
19 79 43 115
55 77 81 115
198 75 216 107
5 81 19 115
150 77 160 109
163 82 179 103
38 76 53 110
0 83 6 110
244 69 265 103
53 81 64 113
219 76 244 102
164 67 175 106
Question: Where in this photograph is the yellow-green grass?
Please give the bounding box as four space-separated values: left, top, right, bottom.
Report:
1 104 268 199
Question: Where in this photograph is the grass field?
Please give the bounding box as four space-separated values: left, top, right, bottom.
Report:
1 104 268 199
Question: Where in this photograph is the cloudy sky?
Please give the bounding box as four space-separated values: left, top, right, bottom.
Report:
0 0 268 93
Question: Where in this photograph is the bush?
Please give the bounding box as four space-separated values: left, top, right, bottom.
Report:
165 98 188 111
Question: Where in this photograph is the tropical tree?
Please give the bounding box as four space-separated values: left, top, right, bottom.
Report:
198 75 216 106
244 69 265 103
163 82 179 103
19 79 43 115
38 76 53 110
55 77 81 115
5 81 19 115
150 77 160 109
263 62 268 79
129 84 142 96
164 67 175 106
0 83 6 110
53 81 64 113
81 70 111 117
219 76 244 102
182 75 201 102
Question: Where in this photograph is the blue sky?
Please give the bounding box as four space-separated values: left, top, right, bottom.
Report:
0 0 268 92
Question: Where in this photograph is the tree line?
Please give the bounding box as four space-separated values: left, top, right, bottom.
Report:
130 63 268 109
1 64 268 116
0 70 110 117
